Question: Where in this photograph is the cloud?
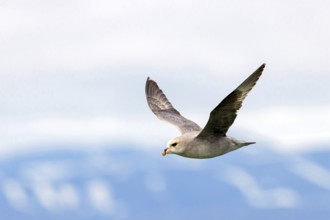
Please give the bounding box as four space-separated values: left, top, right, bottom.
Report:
0 0 330 158
291 157 330 190
236 105 330 154
0 116 171 158
0 104 329 157
86 179 116 215
1 0 330 75
221 166 299 209
33 182 79 212
22 161 73 183
2 178 30 212
21 162 80 211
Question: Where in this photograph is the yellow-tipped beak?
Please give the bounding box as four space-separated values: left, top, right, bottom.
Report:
162 148 168 156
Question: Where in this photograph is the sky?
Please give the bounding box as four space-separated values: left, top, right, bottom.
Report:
1 1 330 219
1 0 330 155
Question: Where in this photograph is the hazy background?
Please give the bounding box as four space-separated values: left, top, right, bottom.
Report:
0 0 330 219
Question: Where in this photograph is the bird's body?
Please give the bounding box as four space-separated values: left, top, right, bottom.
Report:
166 131 254 159
145 64 265 159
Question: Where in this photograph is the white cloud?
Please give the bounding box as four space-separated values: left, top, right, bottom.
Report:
0 6 38 35
86 179 116 215
236 105 330 154
1 0 330 75
0 116 172 158
221 166 299 209
57 183 80 209
0 104 329 157
2 178 30 212
32 182 80 212
22 161 72 184
291 157 330 190
0 0 329 158
20 161 80 211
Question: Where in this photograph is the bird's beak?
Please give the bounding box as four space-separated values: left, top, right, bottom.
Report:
162 148 169 156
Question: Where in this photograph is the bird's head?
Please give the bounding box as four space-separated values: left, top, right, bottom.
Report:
162 134 193 156
162 137 182 156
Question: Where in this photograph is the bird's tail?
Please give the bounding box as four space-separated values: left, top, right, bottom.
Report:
243 142 256 146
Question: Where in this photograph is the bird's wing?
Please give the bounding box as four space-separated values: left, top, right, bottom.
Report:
196 64 265 139
145 77 202 134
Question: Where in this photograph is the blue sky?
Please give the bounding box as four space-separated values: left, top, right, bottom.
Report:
0 0 330 218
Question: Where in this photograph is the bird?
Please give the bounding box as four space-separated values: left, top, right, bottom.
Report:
145 64 265 159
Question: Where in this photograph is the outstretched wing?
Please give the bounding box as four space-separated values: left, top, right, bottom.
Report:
197 64 265 139
145 77 201 134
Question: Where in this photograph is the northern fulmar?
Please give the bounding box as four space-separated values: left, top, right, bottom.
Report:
145 64 265 159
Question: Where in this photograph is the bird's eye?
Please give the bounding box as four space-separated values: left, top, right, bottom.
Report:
171 143 177 147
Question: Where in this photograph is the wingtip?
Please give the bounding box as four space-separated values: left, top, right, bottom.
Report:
254 63 266 74
146 77 153 85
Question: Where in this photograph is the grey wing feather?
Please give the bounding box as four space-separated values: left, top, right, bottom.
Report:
145 77 201 134
197 64 265 139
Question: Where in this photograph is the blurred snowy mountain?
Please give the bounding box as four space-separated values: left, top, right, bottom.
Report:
0 142 329 220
